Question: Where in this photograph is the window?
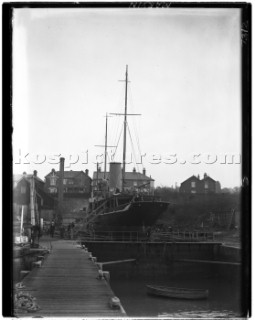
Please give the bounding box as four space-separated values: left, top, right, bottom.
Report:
133 182 137 186
204 181 209 189
63 179 67 185
191 181 196 188
50 177 57 186
21 186 26 194
191 190 196 194
49 187 57 193
68 179 74 185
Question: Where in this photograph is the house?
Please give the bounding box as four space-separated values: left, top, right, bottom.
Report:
13 171 45 201
92 167 154 193
44 160 92 224
179 173 221 194
44 169 92 197
13 171 57 238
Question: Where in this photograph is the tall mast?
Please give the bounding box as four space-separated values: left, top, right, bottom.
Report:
122 65 128 192
30 175 35 226
109 66 141 192
104 113 108 179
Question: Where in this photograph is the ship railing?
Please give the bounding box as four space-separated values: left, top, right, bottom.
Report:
150 231 215 242
78 230 148 242
77 230 215 242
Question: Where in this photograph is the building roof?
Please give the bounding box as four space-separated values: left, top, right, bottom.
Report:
13 174 23 187
92 171 154 181
45 170 91 180
181 174 216 185
201 176 216 182
14 175 56 208
13 173 44 187
180 175 200 185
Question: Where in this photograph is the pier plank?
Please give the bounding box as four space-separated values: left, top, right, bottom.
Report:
15 239 126 317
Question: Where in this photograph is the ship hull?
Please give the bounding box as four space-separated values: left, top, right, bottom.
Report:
93 200 169 230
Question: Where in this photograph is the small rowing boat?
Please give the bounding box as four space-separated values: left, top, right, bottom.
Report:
146 285 209 300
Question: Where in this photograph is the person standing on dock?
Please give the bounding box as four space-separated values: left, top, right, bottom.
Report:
59 224 65 239
70 222 75 240
146 226 152 241
50 220 55 238
67 224 71 239
31 225 36 246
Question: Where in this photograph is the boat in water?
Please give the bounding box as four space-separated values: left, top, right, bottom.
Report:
84 66 170 232
146 285 209 300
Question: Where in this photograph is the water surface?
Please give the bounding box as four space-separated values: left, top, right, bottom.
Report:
110 276 242 318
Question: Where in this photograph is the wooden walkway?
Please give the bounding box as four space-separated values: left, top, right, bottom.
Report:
16 239 126 317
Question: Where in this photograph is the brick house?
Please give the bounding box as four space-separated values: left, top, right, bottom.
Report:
13 171 57 237
14 171 56 208
44 167 92 224
93 167 154 193
179 173 221 194
44 169 92 197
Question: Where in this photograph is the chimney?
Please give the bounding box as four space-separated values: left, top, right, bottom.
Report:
85 169 89 176
133 167 136 173
33 170 37 177
23 171 27 177
197 174 200 180
58 158 65 218
143 168 146 176
204 173 207 179
98 167 101 172
51 168 55 175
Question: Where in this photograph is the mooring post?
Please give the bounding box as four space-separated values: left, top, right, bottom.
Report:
96 263 103 271
103 271 110 282
20 270 30 280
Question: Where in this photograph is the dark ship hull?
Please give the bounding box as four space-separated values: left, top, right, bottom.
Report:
91 195 169 231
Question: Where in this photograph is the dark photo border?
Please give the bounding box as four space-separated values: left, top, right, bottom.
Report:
2 2 251 317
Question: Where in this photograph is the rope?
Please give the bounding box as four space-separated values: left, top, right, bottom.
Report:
129 85 143 161
14 289 41 313
126 123 140 174
112 123 124 162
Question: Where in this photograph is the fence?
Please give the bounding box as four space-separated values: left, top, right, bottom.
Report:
78 230 215 243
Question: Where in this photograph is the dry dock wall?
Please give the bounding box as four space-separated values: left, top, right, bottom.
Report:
214 245 241 262
84 242 241 280
85 242 220 262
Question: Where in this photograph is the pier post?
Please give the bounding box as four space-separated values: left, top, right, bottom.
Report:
103 271 110 282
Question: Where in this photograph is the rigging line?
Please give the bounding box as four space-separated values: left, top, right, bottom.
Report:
110 120 118 153
106 152 112 163
129 87 142 155
110 102 123 148
126 122 139 172
132 117 142 162
127 120 142 174
110 120 120 157
113 116 122 148
109 116 117 148
109 85 125 147
112 123 124 162
129 85 143 159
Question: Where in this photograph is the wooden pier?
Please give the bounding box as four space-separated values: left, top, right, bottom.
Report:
15 239 126 317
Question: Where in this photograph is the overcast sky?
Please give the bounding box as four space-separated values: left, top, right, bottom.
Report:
13 8 242 188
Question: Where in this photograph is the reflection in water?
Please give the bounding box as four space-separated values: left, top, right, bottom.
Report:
110 275 242 318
